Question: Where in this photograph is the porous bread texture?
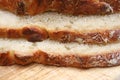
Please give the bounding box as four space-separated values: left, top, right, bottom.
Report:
0 38 120 56
1 38 120 68
1 10 120 44
0 10 120 32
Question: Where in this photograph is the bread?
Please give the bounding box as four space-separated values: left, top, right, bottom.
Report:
1 2 120 68
1 10 120 44
1 38 120 68
1 0 120 15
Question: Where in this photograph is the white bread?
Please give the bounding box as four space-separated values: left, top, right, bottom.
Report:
0 38 120 68
0 10 120 44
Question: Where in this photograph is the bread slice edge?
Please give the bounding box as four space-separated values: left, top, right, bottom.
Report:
1 48 120 68
0 38 120 68
1 10 120 44
1 26 120 44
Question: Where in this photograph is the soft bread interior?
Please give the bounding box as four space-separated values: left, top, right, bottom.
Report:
0 10 120 32
0 38 120 56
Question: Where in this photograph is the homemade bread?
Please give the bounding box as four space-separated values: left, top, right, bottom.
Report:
1 10 120 44
0 38 120 68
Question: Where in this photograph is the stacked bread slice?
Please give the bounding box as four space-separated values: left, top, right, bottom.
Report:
0 0 120 68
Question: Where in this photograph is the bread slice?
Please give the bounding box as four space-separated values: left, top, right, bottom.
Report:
1 10 120 44
0 0 115 15
0 38 120 68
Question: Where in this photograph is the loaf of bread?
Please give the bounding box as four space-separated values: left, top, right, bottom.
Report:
0 10 120 44
1 0 120 68
0 0 120 15
0 38 120 68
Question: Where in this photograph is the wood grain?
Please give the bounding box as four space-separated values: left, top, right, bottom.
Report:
0 64 120 80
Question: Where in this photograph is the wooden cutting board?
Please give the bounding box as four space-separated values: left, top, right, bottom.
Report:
0 64 120 80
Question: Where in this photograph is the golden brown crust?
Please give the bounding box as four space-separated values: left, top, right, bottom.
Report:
1 50 120 68
49 29 120 44
1 26 120 44
0 26 48 42
0 0 119 15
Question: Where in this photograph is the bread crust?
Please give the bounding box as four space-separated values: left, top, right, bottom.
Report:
49 29 120 44
1 49 120 68
0 26 48 42
0 0 119 15
1 26 120 44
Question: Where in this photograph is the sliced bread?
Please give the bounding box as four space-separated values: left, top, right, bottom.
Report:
0 38 120 68
1 10 120 44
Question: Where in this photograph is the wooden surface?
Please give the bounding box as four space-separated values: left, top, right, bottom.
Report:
0 64 120 80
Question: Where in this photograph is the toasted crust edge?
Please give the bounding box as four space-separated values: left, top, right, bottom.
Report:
0 50 120 68
0 0 117 15
0 26 48 42
0 26 120 44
